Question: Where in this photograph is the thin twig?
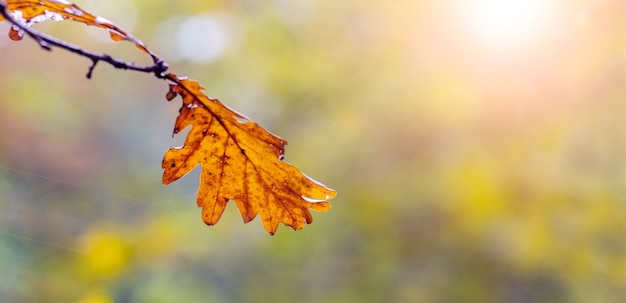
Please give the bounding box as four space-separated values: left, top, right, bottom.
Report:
0 2 169 79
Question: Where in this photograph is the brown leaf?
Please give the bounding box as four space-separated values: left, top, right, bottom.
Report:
0 0 149 53
162 74 336 234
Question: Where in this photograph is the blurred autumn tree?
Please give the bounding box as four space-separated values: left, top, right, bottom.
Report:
2 0 626 302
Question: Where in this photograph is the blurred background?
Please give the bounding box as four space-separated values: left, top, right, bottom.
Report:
1 0 626 302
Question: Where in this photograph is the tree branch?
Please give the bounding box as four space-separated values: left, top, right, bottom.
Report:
0 2 169 79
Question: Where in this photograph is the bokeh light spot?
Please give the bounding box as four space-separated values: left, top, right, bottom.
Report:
463 0 552 50
176 15 230 63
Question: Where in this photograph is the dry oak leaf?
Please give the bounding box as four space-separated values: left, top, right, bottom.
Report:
162 74 336 235
0 0 149 53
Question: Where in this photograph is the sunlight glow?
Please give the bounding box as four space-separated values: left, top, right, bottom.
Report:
464 0 551 50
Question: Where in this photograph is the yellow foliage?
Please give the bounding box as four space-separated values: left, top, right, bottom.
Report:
75 288 114 303
445 153 507 233
512 214 554 268
80 230 131 278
